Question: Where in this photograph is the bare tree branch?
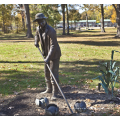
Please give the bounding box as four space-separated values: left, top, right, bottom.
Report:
112 4 118 13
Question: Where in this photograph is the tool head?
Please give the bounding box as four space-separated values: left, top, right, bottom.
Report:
45 104 59 116
35 97 49 109
74 101 86 113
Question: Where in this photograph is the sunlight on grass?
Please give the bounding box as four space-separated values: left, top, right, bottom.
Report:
0 28 120 96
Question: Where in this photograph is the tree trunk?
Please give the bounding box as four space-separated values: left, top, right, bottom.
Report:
17 24 18 33
22 11 25 31
62 4 65 35
112 4 120 37
66 4 69 35
86 13 88 29
24 4 33 38
20 4 25 31
74 21 76 30
116 4 120 37
101 4 105 32
2 5 5 33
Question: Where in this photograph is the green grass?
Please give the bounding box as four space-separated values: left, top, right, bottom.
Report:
0 28 120 96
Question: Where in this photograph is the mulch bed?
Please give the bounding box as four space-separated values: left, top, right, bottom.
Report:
0 85 120 116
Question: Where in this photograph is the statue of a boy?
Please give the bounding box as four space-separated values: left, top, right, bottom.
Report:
33 13 61 100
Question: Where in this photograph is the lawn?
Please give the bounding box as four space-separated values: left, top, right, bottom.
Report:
0 27 120 96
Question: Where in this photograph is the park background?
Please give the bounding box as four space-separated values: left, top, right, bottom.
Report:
0 3 120 116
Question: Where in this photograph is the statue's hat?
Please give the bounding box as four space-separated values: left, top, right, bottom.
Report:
33 13 47 22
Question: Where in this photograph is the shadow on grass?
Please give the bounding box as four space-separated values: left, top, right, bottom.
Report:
0 60 43 63
59 40 120 46
0 32 34 40
1 59 120 92
0 68 45 95
0 30 116 41
57 33 116 38
0 35 28 40
0 59 100 65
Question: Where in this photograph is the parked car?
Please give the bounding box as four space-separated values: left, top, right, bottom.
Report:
57 26 63 28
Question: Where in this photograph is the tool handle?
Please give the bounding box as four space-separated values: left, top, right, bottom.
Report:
37 47 73 114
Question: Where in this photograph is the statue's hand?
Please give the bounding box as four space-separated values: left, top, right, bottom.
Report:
34 36 39 48
34 43 39 48
44 58 49 64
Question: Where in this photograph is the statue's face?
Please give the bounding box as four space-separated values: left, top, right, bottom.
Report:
37 19 46 28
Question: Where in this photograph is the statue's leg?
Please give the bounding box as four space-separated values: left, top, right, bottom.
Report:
50 58 60 100
41 62 52 94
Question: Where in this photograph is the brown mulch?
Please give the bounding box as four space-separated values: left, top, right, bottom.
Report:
0 85 120 116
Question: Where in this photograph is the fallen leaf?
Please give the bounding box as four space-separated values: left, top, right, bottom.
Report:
86 99 91 102
31 88 36 90
8 106 14 109
90 80 93 82
24 66 27 68
104 107 108 108
91 88 95 90
73 91 78 94
14 91 18 95
1 66 5 68
86 81 89 83
30 65 33 68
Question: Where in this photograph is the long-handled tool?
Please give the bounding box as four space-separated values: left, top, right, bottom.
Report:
37 47 74 114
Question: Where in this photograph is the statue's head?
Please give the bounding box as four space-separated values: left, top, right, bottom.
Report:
33 13 47 28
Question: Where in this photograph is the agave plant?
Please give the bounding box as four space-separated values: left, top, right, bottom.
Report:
93 50 120 96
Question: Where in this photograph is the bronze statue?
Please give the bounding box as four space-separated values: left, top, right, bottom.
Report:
33 13 61 100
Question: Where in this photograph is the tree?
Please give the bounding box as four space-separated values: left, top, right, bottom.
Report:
24 4 33 38
66 4 69 35
101 4 105 32
61 4 66 35
0 4 5 33
36 4 61 28
73 10 81 30
110 10 116 24
86 13 88 28
104 5 116 24
81 9 100 22
69 8 81 30
19 4 25 31
82 4 105 32
112 4 120 38
15 13 22 33
0 4 13 33
104 5 114 19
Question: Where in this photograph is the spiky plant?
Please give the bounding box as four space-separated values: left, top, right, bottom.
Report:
93 50 120 96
